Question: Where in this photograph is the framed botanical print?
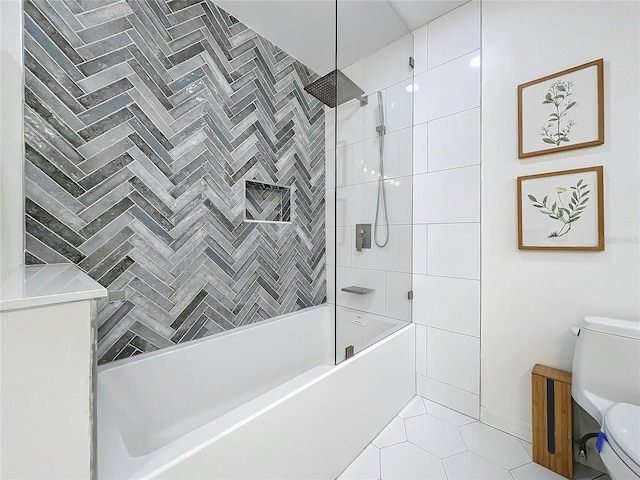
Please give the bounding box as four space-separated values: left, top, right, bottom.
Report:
518 59 604 159
518 166 604 250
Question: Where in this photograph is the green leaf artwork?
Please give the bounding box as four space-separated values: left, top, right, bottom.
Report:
528 179 589 237
540 80 577 146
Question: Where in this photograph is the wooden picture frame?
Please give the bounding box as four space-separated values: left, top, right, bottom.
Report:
518 59 604 159
518 166 604 251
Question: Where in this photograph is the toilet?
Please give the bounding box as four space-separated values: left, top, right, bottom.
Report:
572 316 640 479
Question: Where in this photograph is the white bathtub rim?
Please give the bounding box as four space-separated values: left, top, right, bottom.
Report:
139 322 415 480
98 304 330 373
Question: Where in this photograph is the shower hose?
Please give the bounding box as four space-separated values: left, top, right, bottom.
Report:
374 90 389 248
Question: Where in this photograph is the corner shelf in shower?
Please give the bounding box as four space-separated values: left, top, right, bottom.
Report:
341 286 374 295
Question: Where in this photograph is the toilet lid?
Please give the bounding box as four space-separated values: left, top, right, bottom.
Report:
604 403 640 471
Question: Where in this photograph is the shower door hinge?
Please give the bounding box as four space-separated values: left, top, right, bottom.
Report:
409 56 415 69
408 290 414 300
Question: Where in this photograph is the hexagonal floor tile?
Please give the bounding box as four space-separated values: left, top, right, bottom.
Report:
405 414 466 458
443 451 513 480
511 462 568 480
372 417 407 448
459 422 531 470
573 462 608 480
338 445 380 480
424 399 477 426
519 438 533 458
397 396 427 418
380 442 445 480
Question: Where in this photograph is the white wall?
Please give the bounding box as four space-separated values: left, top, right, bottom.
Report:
411 1 482 419
482 1 640 440
0 0 24 282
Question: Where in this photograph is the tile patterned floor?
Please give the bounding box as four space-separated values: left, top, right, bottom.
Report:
338 396 611 480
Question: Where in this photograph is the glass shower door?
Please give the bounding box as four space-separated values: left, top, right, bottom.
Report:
331 1 414 363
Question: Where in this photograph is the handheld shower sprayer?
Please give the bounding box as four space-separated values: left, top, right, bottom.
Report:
374 91 389 248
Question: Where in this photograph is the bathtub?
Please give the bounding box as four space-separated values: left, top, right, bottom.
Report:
98 304 415 479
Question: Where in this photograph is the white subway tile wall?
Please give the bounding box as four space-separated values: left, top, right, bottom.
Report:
412 0 481 418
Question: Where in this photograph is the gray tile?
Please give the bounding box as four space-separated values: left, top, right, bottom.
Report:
48 0 85 31
97 255 135 287
25 215 86 263
126 4 173 58
78 152 133 190
96 314 136 361
78 92 133 126
99 328 136 364
25 91 84 149
25 177 86 230
24 116 84 176
129 276 175 311
98 300 136 342
77 164 132 206
128 0 172 44
165 2 205 26
129 176 173 217
26 233 71 264
127 44 173 96
26 143 85 197
128 134 173 182
126 88 175 138
127 58 173 110
76 0 133 29
77 16 132 44
25 0 326 365
79 197 134 238
25 69 86 132
24 14 85 81
125 289 173 325
78 208 134 255
62 0 84 15
129 205 173 244
129 117 173 164
129 103 173 150
76 62 134 93
77 46 133 77
167 16 204 42
129 320 173 348
78 120 133 158
127 261 175 299
76 31 133 61
129 190 173 230
26 197 85 247
166 52 205 81
126 153 175 206
126 28 173 83
78 77 134 109
146 0 172 29
78 136 134 175
79 225 134 271
167 41 205 66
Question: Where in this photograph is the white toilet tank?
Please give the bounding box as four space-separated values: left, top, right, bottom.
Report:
572 316 640 424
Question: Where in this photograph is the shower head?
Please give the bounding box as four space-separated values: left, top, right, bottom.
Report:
304 69 367 108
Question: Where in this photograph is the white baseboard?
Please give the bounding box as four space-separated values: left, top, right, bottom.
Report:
480 407 532 442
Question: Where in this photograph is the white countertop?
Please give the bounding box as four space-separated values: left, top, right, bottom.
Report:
0 264 108 312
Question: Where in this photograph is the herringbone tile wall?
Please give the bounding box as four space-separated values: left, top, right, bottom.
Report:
23 0 326 364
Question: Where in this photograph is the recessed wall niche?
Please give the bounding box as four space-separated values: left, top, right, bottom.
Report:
245 181 292 223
